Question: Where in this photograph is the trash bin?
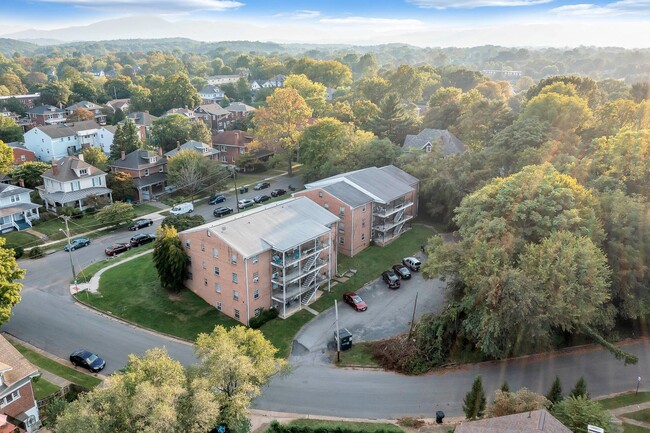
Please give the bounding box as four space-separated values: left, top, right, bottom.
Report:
334 328 353 351
436 411 445 424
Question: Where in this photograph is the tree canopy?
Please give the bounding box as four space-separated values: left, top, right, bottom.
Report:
0 237 25 326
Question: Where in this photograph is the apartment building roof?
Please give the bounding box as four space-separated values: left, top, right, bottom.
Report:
380 165 419 186
323 181 373 208
31 120 101 139
184 196 338 257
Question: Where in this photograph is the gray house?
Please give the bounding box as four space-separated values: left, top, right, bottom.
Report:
403 129 466 156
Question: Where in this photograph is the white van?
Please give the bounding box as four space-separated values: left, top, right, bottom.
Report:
170 202 194 215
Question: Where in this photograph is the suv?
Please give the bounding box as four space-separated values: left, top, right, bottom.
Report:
254 182 270 190
402 257 421 272
208 194 226 205
128 218 153 231
130 233 156 247
238 199 255 209
271 188 286 197
213 206 233 217
381 270 401 289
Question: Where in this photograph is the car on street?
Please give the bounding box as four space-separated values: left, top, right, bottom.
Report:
254 182 271 190
238 199 255 209
392 264 412 279
70 350 105 373
381 270 401 289
402 257 421 272
130 233 156 247
64 237 91 251
170 202 194 215
343 292 368 311
239 185 249 193
128 218 153 231
271 188 286 197
213 206 234 217
208 194 226 205
254 194 271 203
105 243 131 256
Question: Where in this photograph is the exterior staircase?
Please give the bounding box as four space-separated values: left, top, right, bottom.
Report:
301 286 318 305
14 220 31 231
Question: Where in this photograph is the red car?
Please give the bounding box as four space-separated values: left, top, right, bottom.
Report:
343 292 368 312
105 243 131 256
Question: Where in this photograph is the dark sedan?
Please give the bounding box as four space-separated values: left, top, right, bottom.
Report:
271 188 286 197
239 185 249 193
105 243 131 256
70 350 105 373
128 218 153 231
213 206 234 217
130 233 156 247
392 264 412 279
208 194 226 205
381 270 401 289
64 237 90 251
254 194 271 203
254 182 271 190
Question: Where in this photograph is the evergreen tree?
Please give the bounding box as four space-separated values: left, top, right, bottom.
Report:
110 118 142 160
547 376 563 404
500 381 510 392
369 92 417 145
463 376 487 420
111 107 125 125
152 225 189 293
570 376 589 399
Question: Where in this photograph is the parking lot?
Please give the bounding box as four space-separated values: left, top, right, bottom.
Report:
292 252 448 360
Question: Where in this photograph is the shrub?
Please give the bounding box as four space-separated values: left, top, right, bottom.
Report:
397 417 424 428
370 335 428 374
160 214 205 232
29 246 44 259
57 206 83 219
249 308 279 329
6 244 24 259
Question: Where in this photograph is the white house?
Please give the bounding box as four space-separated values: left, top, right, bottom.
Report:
65 101 107 125
38 155 112 211
262 74 286 88
249 80 261 91
206 74 244 86
96 125 116 155
23 120 112 162
0 183 40 233
199 85 225 104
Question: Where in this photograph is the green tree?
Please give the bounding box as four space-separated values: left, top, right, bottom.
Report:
0 140 12 174
0 116 23 143
151 73 201 115
236 77 252 104
487 388 550 417
253 88 312 176
500 381 510 392
0 237 25 325
284 74 327 116
189 121 212 146
551 396 610 433
370 92 417 145
96 202 135 228
570 377 589 399
111 118 142 160
81 147 108 171
152 225 189 292
546 376 563 405
354 76 391 105
195 326 287 432
104 75 133 99
522 88 592 133
423 87 463 130
10 161 51 188
463 376 486 420
38 81 71 107
150 114 196 152
160 214 205 232
107 171 137 202
167 150 229 200
111 107 126 125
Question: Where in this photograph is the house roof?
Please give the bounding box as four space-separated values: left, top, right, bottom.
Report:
0 335 39 390
199 85 223 94
66 100 102 111
5 142 34 154
106 98 130 111
164 140 219 158
133 172 167 189
226 102 256 113
0 183 33 198
212 130 253 147
125 111 159 126
32 120 101 139
322 182 373 208
27 105 64 115
109 149 166 170
39 186 112 204
196 103 230 117
41 155 106 182
454 410 571 433
164 108 195 118
403 129 466 156
0 202 40 218
183 197 338 257
380 165 419 186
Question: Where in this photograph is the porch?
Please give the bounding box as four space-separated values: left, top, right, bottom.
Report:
38 186 113 211
0 203 40 232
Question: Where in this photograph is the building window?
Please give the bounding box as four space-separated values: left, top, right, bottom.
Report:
187 256 192 265
144 169 150 176
216 301 222 311
324 203 329 210
339 206 345 216
213 247 218 258
234 309 240 319
0 390 20 408
215 283 221 293
362 204 366 212
79 168 88 175
253 271 259 283
252 255 259 264
185 239 190 248
159 166 164 172
255 307 262 317
362 219 366 228
214 266 220 276
233 290 239 301
361 233 365 241
92 177 102 186
318 191 323 198
254 289 259 299
231 254 237 264
71 181 81 191
10 194 20 203
339 237 344 244
201 243 205 252
202 260 206 269
187 272 193 280
20 155 26 161
232 273 238 283
204 277 208 286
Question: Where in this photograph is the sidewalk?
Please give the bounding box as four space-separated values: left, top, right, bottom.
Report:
70 249 153 294
610 401 650 429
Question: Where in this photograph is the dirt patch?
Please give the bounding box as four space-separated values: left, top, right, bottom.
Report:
168 294 182 301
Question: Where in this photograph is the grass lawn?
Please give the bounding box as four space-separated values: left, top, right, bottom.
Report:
286 419 403 433
597 392 650 410
9 340 101 389
336 342 379 367
623 408 650 424
310 225 435 313
624 424 650 433
78 255 239 341
32 377 60 400
0 230 43 249
260 310 314 358
74 244 154 283
231 170 286 189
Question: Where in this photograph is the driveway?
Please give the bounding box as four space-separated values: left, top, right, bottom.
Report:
293 254 447 361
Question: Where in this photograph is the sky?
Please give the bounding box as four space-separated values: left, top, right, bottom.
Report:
2 0 650 47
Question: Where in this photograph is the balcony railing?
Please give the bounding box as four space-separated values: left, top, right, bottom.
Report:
271 240 328 268
372 226 412 244
373 201 413 218
271 273 328 303
372 214 414 233
271 259 327 285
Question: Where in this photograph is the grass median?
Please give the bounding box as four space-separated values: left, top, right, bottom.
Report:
596 392 650 409
286 420 403 433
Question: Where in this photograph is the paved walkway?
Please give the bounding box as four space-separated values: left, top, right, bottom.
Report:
610 400 650 429
70 249 153 295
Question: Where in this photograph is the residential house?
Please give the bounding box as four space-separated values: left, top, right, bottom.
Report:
4 142 36 166
23 120 112 162
249 81 261 92
0 183 40 233
454 409 571 433
0 93 39 110
163 108 198 122
402 129 466 156
262 74 286 88
211 130 253 165
123 111 159 142
206 74 246 86
325 88 337 101
97 125 117 155
225 102 255 122
0 108 20 123
199 85 225 104
105 98 130 114
195 104 230 132
0 335 41 433
65 101 107 125
178 197 339 323
108 148 166 202
164 140 219 160
38 155 112 211
26 105 66 126
295 165 419 256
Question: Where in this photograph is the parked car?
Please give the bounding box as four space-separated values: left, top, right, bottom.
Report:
402 257 421 272
343 292 368 312
381 270 401 289
170 202 194 215
254 194 271 203
213 206 234 217
254 182 271 190
64 237 91 251
105 243 131 256
130 233 156 247
271 188 286 197
208 194 226 205
238 199 255 209
392 264 412 279
70 350 105 373
128 218 153 231
239 185 249 193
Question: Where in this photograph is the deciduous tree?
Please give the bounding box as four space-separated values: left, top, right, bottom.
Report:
0 140 12 174
10 161 51 188
81 146 108 171
0 116 23 143
96 202 135 228
152 225 189 292
0 237 25 325
487 388 550 417
551 396 610 433
167 150 229 200
66 107 95 122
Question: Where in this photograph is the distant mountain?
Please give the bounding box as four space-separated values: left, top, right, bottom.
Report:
0 38 39 55
17 38 66 46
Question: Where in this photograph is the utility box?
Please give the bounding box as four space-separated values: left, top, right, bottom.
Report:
436 411 445 424
334 328 353 351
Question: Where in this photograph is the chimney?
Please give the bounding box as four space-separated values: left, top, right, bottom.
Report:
18 178 25 188
121 151 126 160
158 146 163 157
176 141 180 149
51 159 59 175
78 153 84 162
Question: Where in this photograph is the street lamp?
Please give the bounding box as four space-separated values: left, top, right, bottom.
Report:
59 218 76 281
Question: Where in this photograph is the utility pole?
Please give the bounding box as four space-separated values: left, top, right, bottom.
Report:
335 300 341 363
408 292 419 339
233 169 241 213
61 216 76 281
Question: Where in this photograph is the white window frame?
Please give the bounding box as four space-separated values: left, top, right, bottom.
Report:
215 283 221 293
232 273 238 283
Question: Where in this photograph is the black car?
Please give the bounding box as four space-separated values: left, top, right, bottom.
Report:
213 206 234 217
271 188 286 197
254 182 271 190
208 194 226 205
128 218 153 231
254 194 271 203
381 270 401 289
239 185 249 193
70 350 105 373
392 264 412 279
105 243 131 256
130 233 156 247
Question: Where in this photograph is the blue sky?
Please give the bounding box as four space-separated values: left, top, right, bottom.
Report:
2 0 650 47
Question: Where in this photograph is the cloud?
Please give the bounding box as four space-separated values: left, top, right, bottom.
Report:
34 0 243 13
274 10 320 19
319 16 425 27
551 0 650 16
407 0 552 9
